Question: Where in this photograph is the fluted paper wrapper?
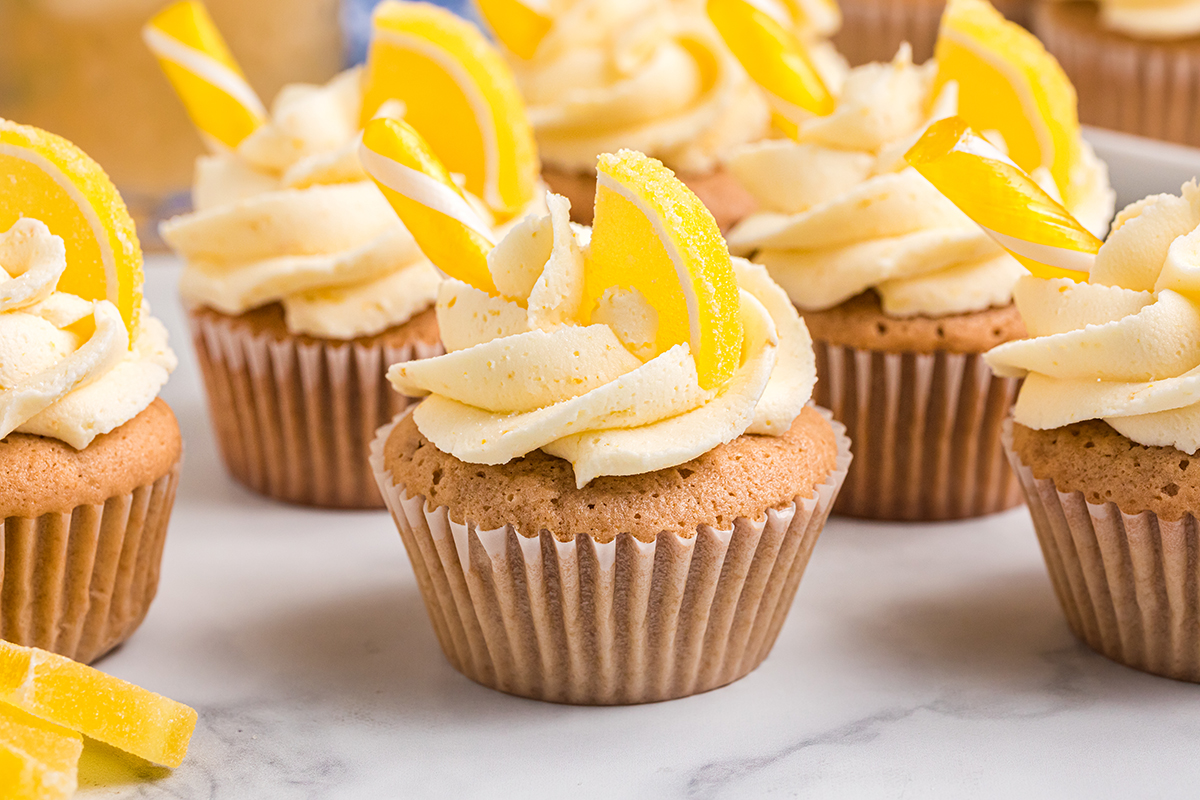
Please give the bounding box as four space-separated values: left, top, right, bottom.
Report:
1004 420 1200 682
835 0 1031 66
0 461 180 664
369 409 851 705
189 308 443 509
1036 4 1200 148
813 340 1022 520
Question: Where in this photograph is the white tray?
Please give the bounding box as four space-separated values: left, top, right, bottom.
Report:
80 128 1200 799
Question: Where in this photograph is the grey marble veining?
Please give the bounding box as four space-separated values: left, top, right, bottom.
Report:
79 235 1200 798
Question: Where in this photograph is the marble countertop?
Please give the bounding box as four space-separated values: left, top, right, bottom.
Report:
79 130 1200 799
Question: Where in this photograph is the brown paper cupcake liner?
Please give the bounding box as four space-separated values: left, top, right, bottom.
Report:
834 0 1032 66
1004 419 1200 682
189 308 443 509
1035 2 1200 148
813 340 1022 520
0 460 181 664
369 407 852 705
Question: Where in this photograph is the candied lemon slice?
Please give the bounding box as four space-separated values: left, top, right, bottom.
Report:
360 117 496 294
0 703 82 800
0 119 142 339
585 150 743 391
707 0 834 139
933 0 1081 205
476 0 553 60
0 641 197 769
361 1 539 219
143 1 266 150
906 116 1100 282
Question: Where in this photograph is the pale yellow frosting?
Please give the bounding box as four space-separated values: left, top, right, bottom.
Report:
1095 0 1200 40
0 219 175 449
725 48 1116 317
507 0 845 176
161 68 443 339
387 193 816 487
986 182 1200 453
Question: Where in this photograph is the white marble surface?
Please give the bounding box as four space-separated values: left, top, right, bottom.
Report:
77 131 1200 799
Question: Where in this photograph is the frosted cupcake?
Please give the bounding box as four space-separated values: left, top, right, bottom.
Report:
0 119 179 662
987 181 1200 682
723 0 1114 520
151 1 541 507
477 0 845 232
362 117 850 703
1035 0 1200 147
834 0 1032 67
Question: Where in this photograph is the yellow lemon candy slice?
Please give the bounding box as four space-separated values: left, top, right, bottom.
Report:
0 703 82 800
933 0 1081 205
0 119 142 339
143 0 266 150
476 0 554 60
0 641 197 769
361 1 540 220
906 116 1100 282
707 0 834 139
585 150 743 391
360 117 497 294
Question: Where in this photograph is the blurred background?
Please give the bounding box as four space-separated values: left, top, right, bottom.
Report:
0 0 476 248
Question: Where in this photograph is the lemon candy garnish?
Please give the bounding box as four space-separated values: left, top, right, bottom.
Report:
0 703 82 800
143 0 266 151
475 0 554 60
360 117 498 294
905 116 1101 282
707 0 834 140
362 0 540 220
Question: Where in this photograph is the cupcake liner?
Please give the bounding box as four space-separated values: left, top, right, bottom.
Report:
0 460 181 664
813 340 1022 520
369 407 852 705
1004 419 1200 682
1035 3 1200 148
189 308 443 509
834 0 1031 66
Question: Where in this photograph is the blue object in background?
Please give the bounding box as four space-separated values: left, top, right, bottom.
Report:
343 0 483 65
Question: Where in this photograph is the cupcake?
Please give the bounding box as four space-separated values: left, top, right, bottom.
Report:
478 0 845 232
1035 1 1200 148
988 181 1200 682
0 119 179 662
725 10 1115 520
153 1 542 508
364 127 850 703
834 0 1032 67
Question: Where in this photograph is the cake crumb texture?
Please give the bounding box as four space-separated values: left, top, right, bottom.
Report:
385 406 838 542
1013 420 1200 520
190 302 440 347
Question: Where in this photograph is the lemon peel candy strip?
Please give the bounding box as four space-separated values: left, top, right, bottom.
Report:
143 1 266 150
360 117 497 294
905 116 1100 282
707 0 834 139
476 0 554 60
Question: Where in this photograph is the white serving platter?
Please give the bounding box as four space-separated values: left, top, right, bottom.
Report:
77 128 1200 799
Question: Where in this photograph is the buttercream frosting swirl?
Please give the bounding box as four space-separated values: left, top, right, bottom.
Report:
1092 0 1200 40
507 0 845 175
0 218 175 449
387 193 816 487
725 48 1116 317
986 181 1200 454
161 68 443 339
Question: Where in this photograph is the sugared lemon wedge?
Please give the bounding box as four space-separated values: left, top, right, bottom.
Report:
361 1 539 220
933 0 1081 205
360 117 497 294
0 119 142 339
0 641 197 769
585 150 743 391
707 0 834 139
476 0 553 60
0 703 81 800
143 1 266 150
906 116 1100 282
